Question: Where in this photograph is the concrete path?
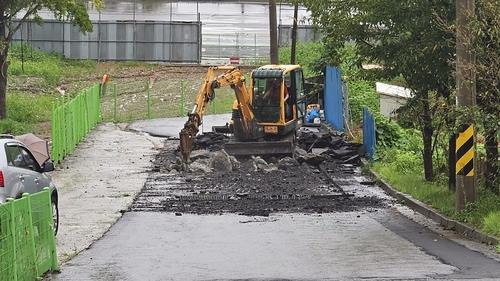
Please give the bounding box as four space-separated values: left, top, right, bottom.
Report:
51 123 163 263
128 114 231 137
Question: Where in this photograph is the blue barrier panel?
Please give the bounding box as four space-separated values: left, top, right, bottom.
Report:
363 107 376 159
324 66 344 132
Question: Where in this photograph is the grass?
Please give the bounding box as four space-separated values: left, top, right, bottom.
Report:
8 44 96 88
0 92 57 135
372 162 500 240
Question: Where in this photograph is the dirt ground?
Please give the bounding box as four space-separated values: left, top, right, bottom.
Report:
132 127 388 216
96 64 253 123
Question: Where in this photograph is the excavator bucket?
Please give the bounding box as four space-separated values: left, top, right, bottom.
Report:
223 139 295 157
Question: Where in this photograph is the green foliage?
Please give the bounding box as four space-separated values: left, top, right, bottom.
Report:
454 190 500 229
0 92 56 134
378 148 422 174
7 92 54 123
374 113 403 149
347 80 379 123
372 163 455 217
338 44 364 81
279 42 324 77
372 162 500 238
0 119 31 135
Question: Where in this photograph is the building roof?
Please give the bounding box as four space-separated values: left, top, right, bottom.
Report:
376 82 414 99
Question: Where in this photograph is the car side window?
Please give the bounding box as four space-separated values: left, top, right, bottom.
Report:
5 145 40 172
6 145 24 167
19 147 41 172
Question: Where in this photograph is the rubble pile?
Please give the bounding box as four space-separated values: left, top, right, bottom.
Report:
296 128 363 165
135 126 386 215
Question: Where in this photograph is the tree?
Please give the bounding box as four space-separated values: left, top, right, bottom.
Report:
0 0 95 119
301 0 456 181
472 0 499 194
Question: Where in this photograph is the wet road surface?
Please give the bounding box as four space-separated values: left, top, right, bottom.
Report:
50 212 500 280
48 116 500 280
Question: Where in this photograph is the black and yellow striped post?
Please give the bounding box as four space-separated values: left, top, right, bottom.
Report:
456 124 474 177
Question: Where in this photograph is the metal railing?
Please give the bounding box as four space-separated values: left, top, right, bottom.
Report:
51 84 101 164
0 188 59 280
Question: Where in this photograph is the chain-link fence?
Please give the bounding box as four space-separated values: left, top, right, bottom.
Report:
102 78 235 123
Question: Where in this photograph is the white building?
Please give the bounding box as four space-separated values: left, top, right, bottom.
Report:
376 82 414 117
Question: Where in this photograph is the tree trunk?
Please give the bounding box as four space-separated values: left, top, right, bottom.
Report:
269 0 279 64
484 126 498 194
0 12 7 119
0 50 6 119
421 92 434 181
290 3 299 64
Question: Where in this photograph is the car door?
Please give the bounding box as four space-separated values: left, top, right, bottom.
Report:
17 146 46 194
4 144 29 198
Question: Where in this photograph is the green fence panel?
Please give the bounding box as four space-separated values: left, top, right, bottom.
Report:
0 189 58 281
51 83 102 164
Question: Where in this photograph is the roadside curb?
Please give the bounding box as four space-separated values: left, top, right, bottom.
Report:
362 159 499 246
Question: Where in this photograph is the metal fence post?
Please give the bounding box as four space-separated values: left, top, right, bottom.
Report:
147 83 152 119
7 198 18 281
23 193 39 278
43 187 59 271
113 83 117 122
179 81 185 117
254 33 257 62
218 34 221 59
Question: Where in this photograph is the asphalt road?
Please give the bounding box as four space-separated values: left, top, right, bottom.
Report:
50 211 500 280
48 116 500 280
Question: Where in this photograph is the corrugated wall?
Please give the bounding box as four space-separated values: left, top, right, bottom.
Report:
12 20 201 63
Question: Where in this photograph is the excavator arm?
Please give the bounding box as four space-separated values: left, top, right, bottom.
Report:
179 66 255 163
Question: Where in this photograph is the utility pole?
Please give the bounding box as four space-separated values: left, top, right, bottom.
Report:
290 3 299 64
269 0 279 64
455 0 476 211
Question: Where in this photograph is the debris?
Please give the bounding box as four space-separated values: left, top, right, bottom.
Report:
360 181 376 186
311 148 329 155
278 157 299 170
342 154 360 164
252 156 278 173
189 159 212 173
229 156 241 170
190 150 211 161
297 153 326 166
193 132 228 151
210 150 233 172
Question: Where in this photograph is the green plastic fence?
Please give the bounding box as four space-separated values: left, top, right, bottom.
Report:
0 188 59 280
51 84 101 164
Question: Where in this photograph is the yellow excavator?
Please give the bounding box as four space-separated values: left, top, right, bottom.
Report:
179 64 305 163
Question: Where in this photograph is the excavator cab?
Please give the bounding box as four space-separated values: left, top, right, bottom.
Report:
249 65 304 138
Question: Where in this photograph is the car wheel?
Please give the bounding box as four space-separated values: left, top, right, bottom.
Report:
51 198 59 236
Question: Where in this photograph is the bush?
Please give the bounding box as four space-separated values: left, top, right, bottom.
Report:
374 113 404 149
377 147 422 174
348 80 379 123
